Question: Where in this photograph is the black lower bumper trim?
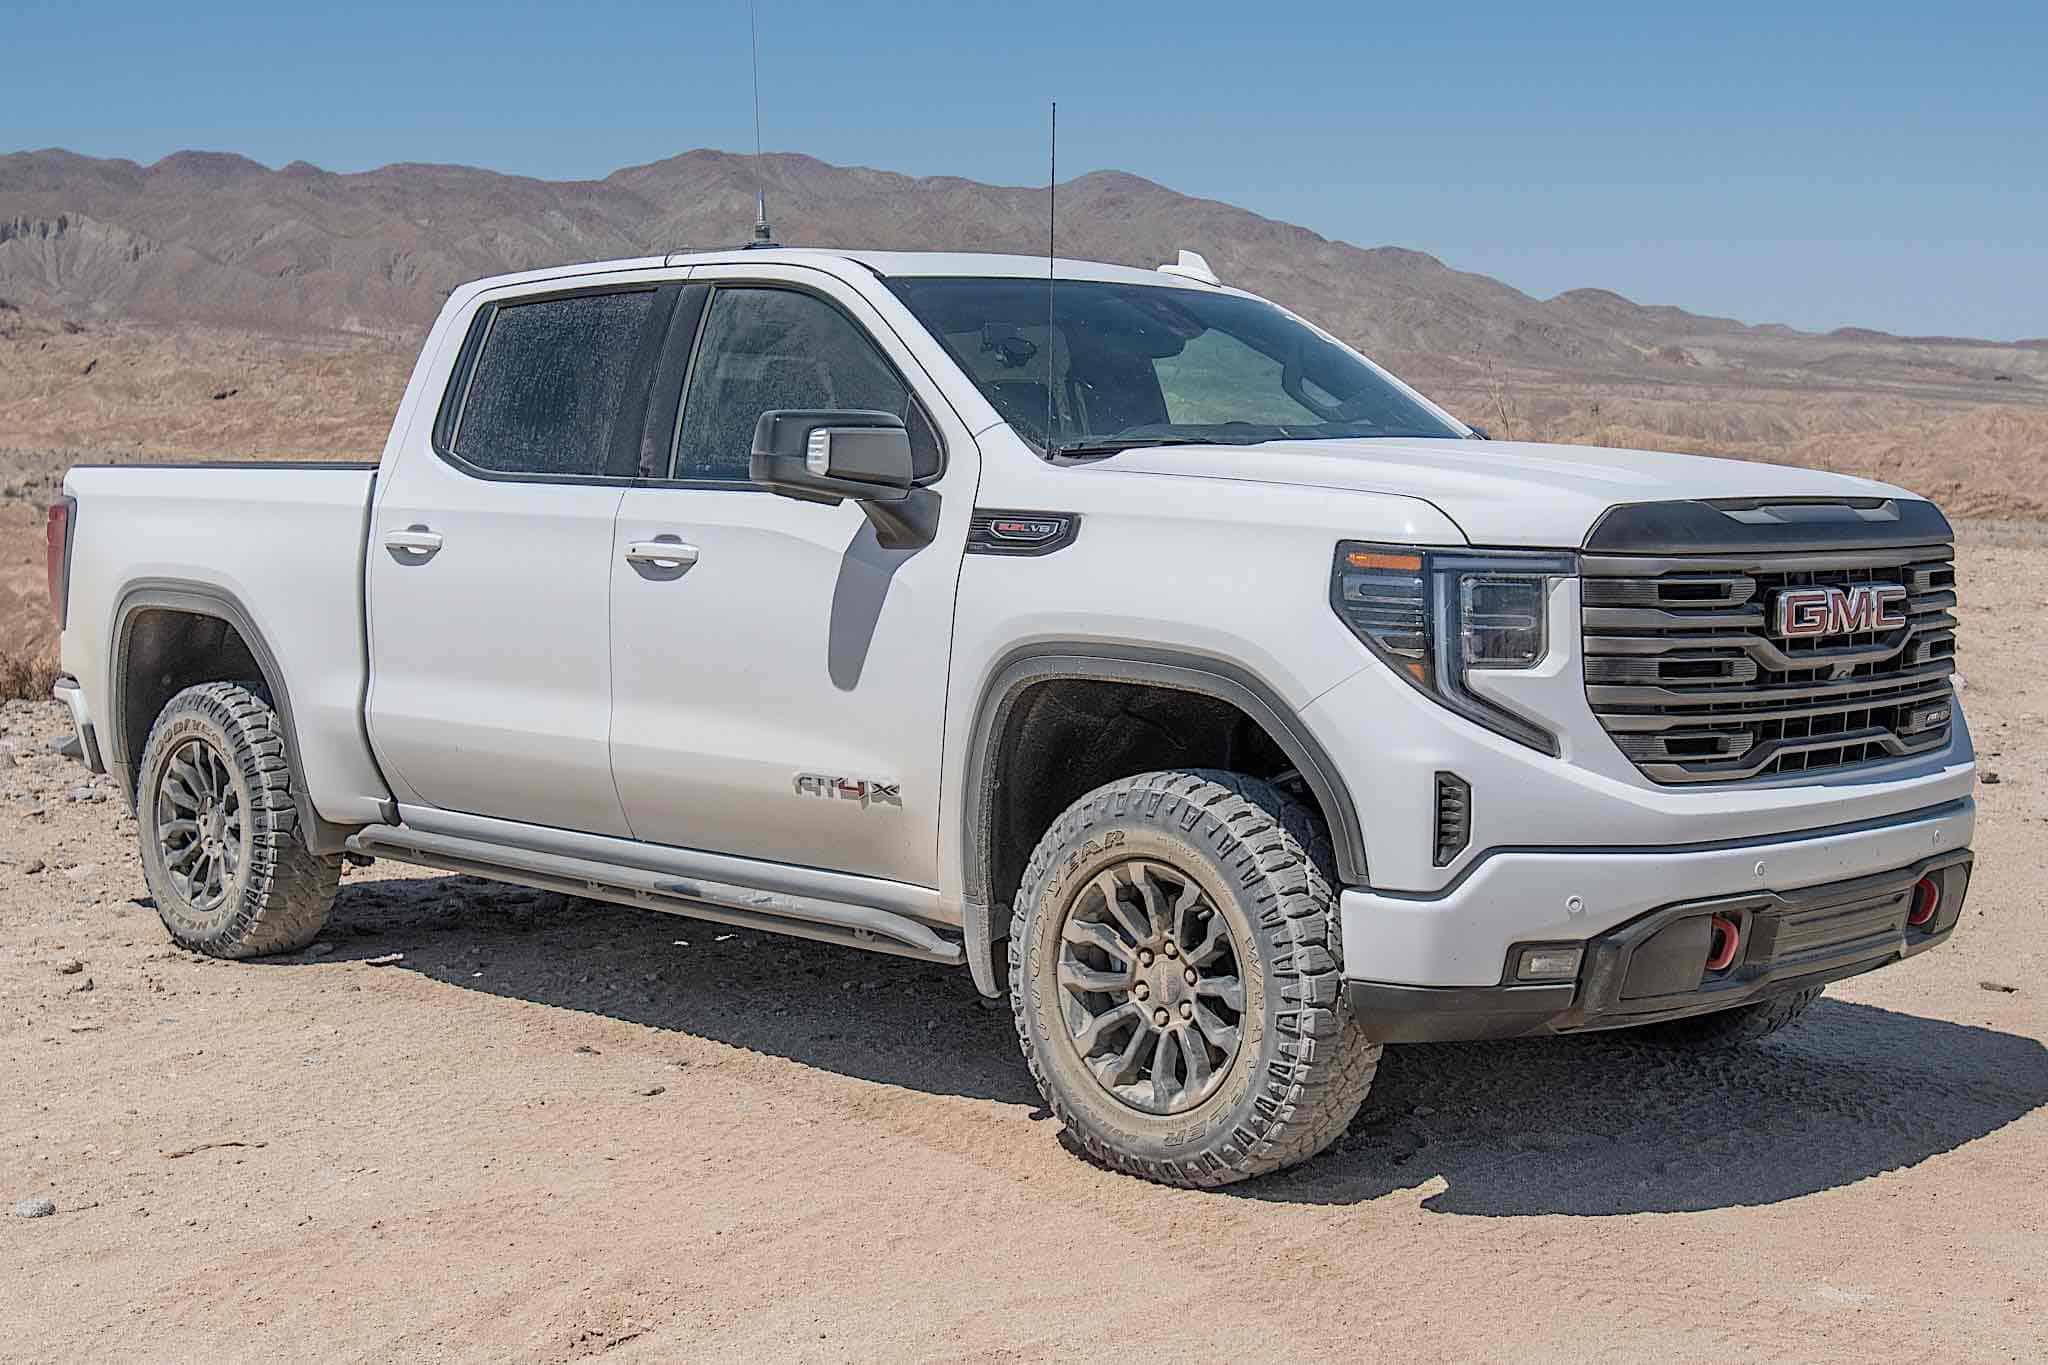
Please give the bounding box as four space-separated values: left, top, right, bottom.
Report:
1348 981 1577 1043
1347 848 1972 1044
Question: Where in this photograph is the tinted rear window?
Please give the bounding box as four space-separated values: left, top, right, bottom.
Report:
451 290 657 478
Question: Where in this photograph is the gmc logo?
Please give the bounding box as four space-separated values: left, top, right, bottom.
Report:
1773 583 1908 639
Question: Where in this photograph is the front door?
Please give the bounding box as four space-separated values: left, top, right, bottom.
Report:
608 267 976 886
367 281 674 837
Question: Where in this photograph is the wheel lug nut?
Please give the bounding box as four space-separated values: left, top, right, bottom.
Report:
1133 981 1150 1001
1138 950 1154 967
1152 1008 1170 1027
1164 941 1179 958
1179 1002 1194 1020
1184 968 1198 985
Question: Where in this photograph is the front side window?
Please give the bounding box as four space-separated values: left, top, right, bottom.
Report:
449 289 657 478
673 287 928 483
887 277 1461 455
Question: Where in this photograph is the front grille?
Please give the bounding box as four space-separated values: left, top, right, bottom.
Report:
1582 545 1957 782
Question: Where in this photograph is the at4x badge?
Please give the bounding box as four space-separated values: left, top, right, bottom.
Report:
794 774 903 809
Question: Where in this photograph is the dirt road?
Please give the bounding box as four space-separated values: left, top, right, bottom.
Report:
4 526 2045 1363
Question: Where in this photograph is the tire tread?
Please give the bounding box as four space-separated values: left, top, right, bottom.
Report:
1628 986 1823 1050
1008 769 1380 1187
138 681 339 958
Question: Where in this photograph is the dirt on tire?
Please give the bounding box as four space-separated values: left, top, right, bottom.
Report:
135 681 338 957
1008 769 1379 1187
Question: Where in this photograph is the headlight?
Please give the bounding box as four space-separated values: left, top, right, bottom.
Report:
1330 542 1573 754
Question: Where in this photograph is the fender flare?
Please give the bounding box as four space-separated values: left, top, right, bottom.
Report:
108 578 358 856
958 642 1369 996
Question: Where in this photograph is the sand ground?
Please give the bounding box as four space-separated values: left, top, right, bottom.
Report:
2 524 2044 1363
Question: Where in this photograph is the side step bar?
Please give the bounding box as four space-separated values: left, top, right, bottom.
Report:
345 824 966 966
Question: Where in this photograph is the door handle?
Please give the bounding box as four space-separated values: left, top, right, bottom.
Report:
624 539 700 569
383 526 443 559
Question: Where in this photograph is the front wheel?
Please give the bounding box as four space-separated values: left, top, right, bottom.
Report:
136 682 340 958
1619 987 1823 1050
1008 770 1380 1187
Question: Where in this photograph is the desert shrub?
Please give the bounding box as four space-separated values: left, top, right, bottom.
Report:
0 651 60 702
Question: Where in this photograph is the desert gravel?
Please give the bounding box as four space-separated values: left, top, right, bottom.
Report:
0 524 2043 1362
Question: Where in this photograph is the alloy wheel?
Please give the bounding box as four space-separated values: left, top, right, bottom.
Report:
155 737 244 912
1054 859 1247 1115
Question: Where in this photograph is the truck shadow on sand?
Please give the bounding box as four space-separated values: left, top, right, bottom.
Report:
317 873 2048 1218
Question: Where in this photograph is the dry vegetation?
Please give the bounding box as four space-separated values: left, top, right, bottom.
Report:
0 648 58 701
0 306 408 459
1410 355 2048 521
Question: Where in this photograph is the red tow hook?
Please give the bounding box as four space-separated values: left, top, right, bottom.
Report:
1704 914 1741 972
1907 876 1941 928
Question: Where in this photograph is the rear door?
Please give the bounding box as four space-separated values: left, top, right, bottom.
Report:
366 278 679 836
608 265 977 886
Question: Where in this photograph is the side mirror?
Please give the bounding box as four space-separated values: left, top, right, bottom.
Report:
751 409 912 502
750 409 938 549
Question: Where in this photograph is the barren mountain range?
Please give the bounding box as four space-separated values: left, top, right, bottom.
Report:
1 146 2044 579
6 147 2045 365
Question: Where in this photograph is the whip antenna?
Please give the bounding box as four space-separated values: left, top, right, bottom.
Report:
747 0 774 245
1045 100 1056 455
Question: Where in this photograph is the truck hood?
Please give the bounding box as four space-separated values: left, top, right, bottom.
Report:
1084 437 1914 547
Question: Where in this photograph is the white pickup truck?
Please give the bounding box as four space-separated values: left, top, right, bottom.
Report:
50 247 1976 1186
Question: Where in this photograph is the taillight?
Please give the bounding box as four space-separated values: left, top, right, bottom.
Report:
46 496 75 630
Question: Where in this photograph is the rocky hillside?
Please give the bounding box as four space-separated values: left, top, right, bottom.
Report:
12 147 2042 392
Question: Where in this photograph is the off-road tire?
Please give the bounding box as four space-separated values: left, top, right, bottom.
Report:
136 682 340 958
1009 769 1380 1187
1623 986 1823 1050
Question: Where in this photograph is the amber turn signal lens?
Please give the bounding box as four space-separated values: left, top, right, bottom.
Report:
1346 549 1423 572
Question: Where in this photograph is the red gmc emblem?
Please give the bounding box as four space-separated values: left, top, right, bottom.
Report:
1772 583 1908 639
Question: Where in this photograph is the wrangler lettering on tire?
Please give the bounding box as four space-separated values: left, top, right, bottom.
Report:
1009 769 1379 1187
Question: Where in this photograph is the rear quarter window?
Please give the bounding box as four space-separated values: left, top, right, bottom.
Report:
445 290 658 478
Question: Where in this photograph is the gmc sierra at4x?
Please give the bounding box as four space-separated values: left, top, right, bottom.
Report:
48 247 1975 1186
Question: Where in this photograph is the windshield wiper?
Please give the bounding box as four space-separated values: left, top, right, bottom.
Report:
1046 436 1256 462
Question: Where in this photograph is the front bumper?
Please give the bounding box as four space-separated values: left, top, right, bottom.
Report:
1347 849 1971 1043
1340 796 1972 987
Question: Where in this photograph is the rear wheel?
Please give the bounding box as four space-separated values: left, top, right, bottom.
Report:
136 682 339 958
1009 770 1379 1187
1622 987 1822 1050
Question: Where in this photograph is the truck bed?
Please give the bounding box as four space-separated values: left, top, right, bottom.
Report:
59 461 390 828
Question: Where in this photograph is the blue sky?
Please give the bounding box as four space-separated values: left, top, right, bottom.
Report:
9 0 2045 340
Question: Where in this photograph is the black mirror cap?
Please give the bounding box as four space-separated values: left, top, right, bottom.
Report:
751 409 913 505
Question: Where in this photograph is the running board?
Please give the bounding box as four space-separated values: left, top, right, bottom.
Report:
345 824 965 966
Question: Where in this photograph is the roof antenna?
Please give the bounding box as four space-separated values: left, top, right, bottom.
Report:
1044 99 1057 456
746 0 776 247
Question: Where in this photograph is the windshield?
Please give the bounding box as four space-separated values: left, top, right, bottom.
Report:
887 276 1463 455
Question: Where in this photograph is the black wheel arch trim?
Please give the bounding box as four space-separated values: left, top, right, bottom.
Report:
959 642 1368 996
108 578 373 856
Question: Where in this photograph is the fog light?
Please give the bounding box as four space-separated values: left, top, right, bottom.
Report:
1513 946 1583 982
